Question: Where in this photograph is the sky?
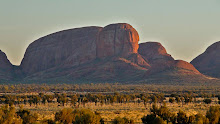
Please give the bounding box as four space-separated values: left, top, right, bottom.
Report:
0 0 220 65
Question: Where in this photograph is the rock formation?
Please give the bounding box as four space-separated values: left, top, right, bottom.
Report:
20 23 150 78
191 41 220 78
19 23 151 82
138 42 200 75
1 23 217 83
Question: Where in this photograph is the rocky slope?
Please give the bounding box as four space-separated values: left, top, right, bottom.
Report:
191 41 220 78
0 50 13 82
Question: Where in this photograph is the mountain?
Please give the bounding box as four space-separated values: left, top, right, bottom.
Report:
191 41 220 78
0 23 217 83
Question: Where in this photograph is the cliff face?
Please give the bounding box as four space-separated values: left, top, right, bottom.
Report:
191 41 220 78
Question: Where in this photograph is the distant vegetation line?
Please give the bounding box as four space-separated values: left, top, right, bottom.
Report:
0 83 220 94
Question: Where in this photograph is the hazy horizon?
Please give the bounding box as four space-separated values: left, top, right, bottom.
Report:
1 0 220 65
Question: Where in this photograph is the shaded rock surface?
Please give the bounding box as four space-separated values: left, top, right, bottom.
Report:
191 41 220 78
0 50 13 82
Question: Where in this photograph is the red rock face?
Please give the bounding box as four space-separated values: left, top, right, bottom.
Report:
97 23 139 58
191 41 220 78
20 27 103 75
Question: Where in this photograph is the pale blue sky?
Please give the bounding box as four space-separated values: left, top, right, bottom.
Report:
0 0 220 65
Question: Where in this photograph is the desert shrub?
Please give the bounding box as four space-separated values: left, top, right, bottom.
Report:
74 109 102 124
169 97 175 103
55 108 102 124
193 113 209 124
41 119 55 124
142 114 156 124
112 117 134 124
206 106 220 124
142 115 166 124
55 108 75 124
16 109 38 124
203 98 212 104
177 110 189 124
142 104 175 124
0 105 23 124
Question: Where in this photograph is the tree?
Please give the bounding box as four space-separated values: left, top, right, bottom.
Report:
82 97 88 107
33 96 41 106
71 95 78 107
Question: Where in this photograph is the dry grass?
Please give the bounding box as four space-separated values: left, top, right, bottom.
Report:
12 98 219 123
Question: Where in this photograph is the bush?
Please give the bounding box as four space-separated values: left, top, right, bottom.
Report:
55 108 102 124
142 115 166 124
206 106 220 124
0 105 23 124
194 113 209 124
177 110 188 124
169 97 175 103
112 117 134 124
16 109 38 124
203 98 212 104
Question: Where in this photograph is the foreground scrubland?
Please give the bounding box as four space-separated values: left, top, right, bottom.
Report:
0 83 220 123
